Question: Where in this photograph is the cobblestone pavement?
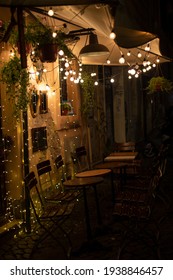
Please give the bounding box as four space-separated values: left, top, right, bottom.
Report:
0 159 173 260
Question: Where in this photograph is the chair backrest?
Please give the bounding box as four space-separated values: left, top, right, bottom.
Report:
115 142 136 152
24 171 44 221
146 163 163 204
71 146 90 172
36 159 54 195
54 155 67 187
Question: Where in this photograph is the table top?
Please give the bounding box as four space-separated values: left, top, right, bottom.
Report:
75 169 111 178
94 161 127 169
104 151 138 162
109 151 138 157
63 176 104 188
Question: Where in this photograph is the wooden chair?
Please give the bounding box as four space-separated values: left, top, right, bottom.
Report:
24 171 73 258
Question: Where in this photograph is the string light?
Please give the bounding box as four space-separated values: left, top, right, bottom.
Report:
109 31 116 40
48 7 54 16
119 54 125 64
145 43 150 52
137 51 142 58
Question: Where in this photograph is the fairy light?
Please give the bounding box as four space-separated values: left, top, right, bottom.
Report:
127 50 131 56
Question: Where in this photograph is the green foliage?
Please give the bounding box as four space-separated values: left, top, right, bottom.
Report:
0 55 30 120
80 72 95 121
7 21 74 58
146 76 173 93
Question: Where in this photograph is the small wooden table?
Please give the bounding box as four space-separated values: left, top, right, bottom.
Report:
105 151 138 162
63 176 104 241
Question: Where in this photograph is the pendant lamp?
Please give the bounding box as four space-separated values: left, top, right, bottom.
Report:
79 32 109 57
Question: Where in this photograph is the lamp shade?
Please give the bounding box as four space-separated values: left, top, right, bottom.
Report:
79 33 109 57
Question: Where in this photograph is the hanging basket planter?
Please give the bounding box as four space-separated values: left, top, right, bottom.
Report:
38 44 58 63
146 76 173 94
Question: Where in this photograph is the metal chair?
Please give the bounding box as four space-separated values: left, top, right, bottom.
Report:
24 171 73 258
71 146 114 201
113 158 165 260
36 158 80 204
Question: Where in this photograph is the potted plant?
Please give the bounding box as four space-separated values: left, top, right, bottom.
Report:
0 54 30 120
61 102 72 116
146 76 173 94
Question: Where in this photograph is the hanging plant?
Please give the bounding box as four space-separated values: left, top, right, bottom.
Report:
5 21 75 62
146 76 173 94
0 54 30 120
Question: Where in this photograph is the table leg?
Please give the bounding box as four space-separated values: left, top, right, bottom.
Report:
83 186 92 240
110 171 115 204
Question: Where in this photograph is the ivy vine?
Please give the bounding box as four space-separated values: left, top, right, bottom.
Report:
80 72 95 122
0 55 30 120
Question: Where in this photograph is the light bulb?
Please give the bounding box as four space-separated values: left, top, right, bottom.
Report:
48 7 54 16
110 78 114 83
58 50 64 56
94 81 98 86
107 59 111 64
109 32 116 40
130 68 136 75
119 55 125 64
65 62 69 68
145 43 150 52
137 52 142 58
143 58 147 67
62 24 69 35
52 32 57 38
127 50 131 56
